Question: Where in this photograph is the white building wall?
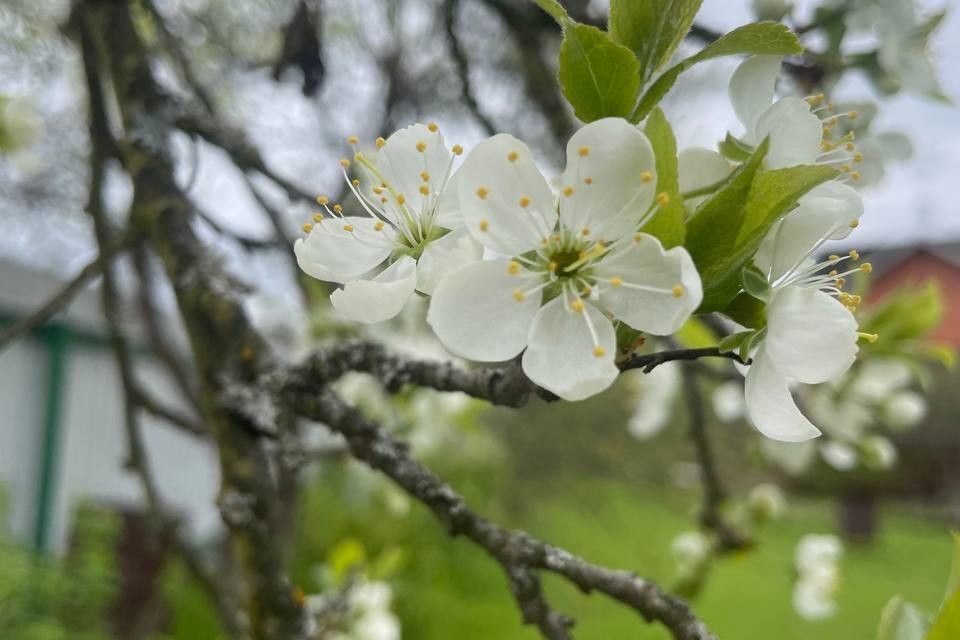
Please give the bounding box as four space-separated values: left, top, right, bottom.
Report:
0 337 45 540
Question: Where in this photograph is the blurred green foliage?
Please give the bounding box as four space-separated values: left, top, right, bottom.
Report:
0 491 119 640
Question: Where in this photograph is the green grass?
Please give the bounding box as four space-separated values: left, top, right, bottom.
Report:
339 475 952 640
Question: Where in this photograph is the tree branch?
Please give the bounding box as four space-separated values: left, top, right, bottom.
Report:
289 387 717 640
444 0 496 136
621 347 749 374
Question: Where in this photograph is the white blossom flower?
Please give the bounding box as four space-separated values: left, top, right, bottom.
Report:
751 0 793 21
428 118 702 400
743 182 869 441
728 56 866 177
748 483 786 521
861 434 898 470
711 380 746 423
821 440 858 470
295 123 482 324
884 389 927 431
671 530 712 574
625 362 680 439
793 534 843 620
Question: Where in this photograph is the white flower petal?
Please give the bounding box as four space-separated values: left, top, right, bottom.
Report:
295 217 394 284
730 55 782 136
678 147 732 208
820 440 858 471
370 123 453 218
765 287 858 384
415 229 483 295
456 134 556 256
426 259 541 361
745 349 821 442
753 97 822 168
761 438 817 475
559 118 656 238
434 167 463 230
754 184 861 283
521 297 618 401
594 234 702 335
330 256 417 324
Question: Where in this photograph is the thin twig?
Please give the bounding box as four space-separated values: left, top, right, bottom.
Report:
0 232 137 353
622 347 749 375
444 0 496 135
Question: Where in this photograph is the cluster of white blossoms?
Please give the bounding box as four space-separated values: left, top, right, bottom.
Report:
793 534 843 620
294 53 875 437
305 579 400 640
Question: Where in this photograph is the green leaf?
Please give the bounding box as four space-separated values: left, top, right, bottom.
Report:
860 282 945 344
531 0 569 25
558 23 641 122
685 138 768 312
631 22 803 122
327 537 366 582
877 596 930 640
718 330 754 355
927 588 960 640
688 141 838 312
641 107 685 248
718 132 755 162
741 264 770 302
608 0 703 84
722 292 767 330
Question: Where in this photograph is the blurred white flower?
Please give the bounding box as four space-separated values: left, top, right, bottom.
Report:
761 439 817 476
861 435 897 470
884 390 927 431
671 531 712 574
625 363 681 440
748 483 786 522
793 534 843 620
711 380 746 424
821 440 858 471
751 0 793 21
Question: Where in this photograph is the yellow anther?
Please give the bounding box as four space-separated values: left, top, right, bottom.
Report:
846 142 856 152
835 277 846 288
372 186 384 195
861 262 873 274
633 233 643 242
584 177 593 185
452 144 463 155
851 294 862 305
313 213 324 222
806 93 825 105
548 261 558 272
347 135 359 145
851 171 861 180
420 171 430 182
476 186 489 199
302 222 313 233
609 277 623 287
853 153 863 163
672 284 684 298
375 137 386 148
859 332 879 343
849 218 860 228
396 194 406 205
581 228 590 236
570 300 585 313
316 195 329 205
829 254 840 261
339 158 350 168
821 141 835 151
563 186 574 197
592 346 606 358
641 171 653 183
512 289 525 302
334 204 343 214
849 249 860 261
507 261 521 275
656 192 670 207
849 110 858 119
519 196 530 208
419 185 429 195
342 224 354 232
841 163 852 172
582 285 592 295
829 270 838 277
416 141 427 152
374 221 385 231
822 126 832 136
380 197 388 204
427 122 439 132
352 179 360 188
578 146 590 157
479 219 489 232
507 151 519 162
354 151 364 161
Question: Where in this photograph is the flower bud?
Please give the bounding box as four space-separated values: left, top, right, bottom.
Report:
748 483 786 523
884 390 927 431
